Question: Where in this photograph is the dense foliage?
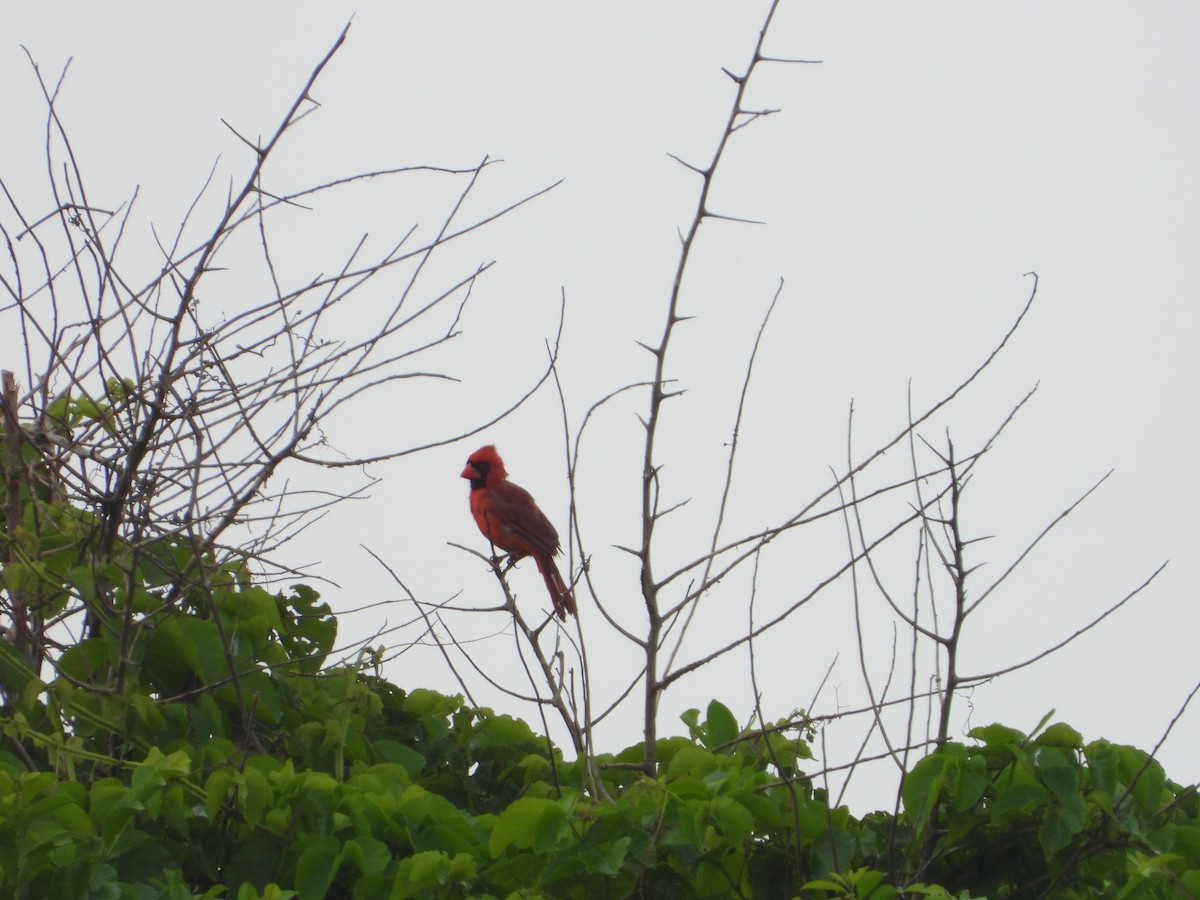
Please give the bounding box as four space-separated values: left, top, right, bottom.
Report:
1 430 1197 897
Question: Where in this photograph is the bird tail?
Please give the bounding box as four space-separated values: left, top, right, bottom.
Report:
535 554 577 621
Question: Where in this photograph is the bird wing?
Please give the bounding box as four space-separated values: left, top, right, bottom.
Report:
485 480 561 557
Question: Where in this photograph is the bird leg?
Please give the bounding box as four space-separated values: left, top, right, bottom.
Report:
500 552 527 573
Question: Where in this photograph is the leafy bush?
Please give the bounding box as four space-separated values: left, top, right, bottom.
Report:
2 574 1197 899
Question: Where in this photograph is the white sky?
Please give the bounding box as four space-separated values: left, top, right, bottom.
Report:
4 2 1198 809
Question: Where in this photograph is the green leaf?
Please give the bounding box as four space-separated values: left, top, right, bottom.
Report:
1084 739 1120 800
705 700 739 747
403 688 462 721
1038 792 1087 859
992 782 1050 822
812 827 857 881
205 769 236 820
1028 709 1058 739
902 748 958 820
278 584 336 673
708 796 754 845
144 615 228 690
294 835 340 900
952 766 989 814
0 635 41 707
390 850 475 899
129 691 167 732
72 396 104 421
54 636 111 684
239 670 283 724
581 835 631 876
905 885 973 898
1123 751 1168 817
694 849 747 896
372 740 424 776
241 766 273 829
342 836 391 877
1038 722 1083 749
488 797 567 856
472 713 537 749
968 722 1026 747
667 745 720 780
795 793 833 839
854 869 888 896
1039 757 1079 801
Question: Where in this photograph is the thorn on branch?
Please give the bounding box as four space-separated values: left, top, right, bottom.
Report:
653 497 691 521
666 153 710 176
731 108 781 134
961 535 995 547
758 55 824 65
221 118 264 156
721 66 745 84
739 107 781 119
701 210 767 226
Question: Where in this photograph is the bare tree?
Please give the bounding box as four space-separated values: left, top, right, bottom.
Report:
0 27 556 722
419 1 1170 808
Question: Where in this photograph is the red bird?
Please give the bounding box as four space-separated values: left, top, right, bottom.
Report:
461 445 577 620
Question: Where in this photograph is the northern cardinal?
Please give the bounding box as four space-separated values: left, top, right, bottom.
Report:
460 445 577 620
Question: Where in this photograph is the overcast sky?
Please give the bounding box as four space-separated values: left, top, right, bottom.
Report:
4 2 1198 808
